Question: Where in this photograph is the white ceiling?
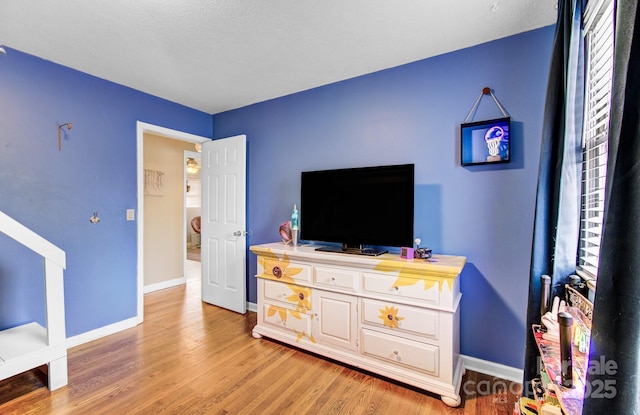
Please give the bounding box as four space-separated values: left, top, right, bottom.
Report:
0 0 557 115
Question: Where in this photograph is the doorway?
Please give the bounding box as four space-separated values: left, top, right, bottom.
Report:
136 122 209 324
185 151 202 263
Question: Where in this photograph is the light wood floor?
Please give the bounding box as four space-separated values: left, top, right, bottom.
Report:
0 264 521 414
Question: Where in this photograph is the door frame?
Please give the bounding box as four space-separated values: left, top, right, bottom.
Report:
184 150 201 275
136 121 209 324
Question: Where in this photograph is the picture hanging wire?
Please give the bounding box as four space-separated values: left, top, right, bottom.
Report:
464 87 509 123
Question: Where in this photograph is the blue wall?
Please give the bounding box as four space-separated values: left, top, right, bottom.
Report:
213 26 555 368
1 25 554 370
0 48 212 336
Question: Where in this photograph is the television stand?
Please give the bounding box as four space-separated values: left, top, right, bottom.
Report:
315 244 387 256
250 242 467 406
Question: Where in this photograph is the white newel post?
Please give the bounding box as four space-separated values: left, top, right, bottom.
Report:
43 257 68 390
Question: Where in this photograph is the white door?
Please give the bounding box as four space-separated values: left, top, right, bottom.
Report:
201 135 247 313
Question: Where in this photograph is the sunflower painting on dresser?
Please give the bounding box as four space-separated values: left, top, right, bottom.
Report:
286 284 311 313
379 305 405 329
374 259 453 292
256 250 304 284
266 283 315 343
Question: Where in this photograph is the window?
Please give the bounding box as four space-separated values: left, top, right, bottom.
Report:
578 0 615 282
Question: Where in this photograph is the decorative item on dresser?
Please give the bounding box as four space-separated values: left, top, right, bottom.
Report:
250 242 467 407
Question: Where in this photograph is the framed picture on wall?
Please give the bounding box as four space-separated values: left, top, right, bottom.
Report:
460 117 511 166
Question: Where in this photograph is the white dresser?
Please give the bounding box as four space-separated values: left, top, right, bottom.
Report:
250 242 466 406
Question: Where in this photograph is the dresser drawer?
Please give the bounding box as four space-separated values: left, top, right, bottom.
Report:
263 280 312 313
260 257 311 283
361 298 438 340
361 329 439 376
314 266 358 291
362 272 440 305
262 303 312 336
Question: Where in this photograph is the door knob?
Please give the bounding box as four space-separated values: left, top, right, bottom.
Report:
233 230 248 237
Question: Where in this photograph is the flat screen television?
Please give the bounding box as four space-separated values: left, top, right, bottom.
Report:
300 164 414 256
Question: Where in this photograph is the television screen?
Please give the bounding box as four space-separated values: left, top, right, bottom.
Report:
300 164 414 255
460 117 511 166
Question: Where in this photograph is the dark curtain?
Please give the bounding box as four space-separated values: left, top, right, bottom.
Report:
583 0 640 413
522 0 585 396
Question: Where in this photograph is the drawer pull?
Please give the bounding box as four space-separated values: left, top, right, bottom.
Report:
393 350 402 361
272 266 282 278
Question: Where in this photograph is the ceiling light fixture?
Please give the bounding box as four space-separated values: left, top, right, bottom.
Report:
186 157 200 174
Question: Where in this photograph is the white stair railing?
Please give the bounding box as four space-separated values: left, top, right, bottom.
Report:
0 210 68 390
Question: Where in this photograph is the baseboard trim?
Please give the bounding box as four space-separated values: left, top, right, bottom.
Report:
66 317 139 349
143 277 186 294
68 300 254 349
461 355 523 383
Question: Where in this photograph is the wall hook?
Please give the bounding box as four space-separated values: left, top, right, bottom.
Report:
58 122 72 151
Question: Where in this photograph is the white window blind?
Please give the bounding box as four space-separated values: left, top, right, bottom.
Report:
578 0 615 279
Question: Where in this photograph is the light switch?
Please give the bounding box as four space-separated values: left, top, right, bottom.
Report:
126 209 135 221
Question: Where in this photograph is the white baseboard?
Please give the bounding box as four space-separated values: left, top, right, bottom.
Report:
67 300 254 349
143 277 186 294
66 317 139 349
461 355 523 383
